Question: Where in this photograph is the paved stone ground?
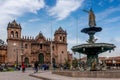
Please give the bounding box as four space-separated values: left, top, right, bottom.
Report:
0 70 42 80
31 70 120 80
0 69 120 80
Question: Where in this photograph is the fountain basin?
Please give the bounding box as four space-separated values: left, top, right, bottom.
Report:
72 43 115 54
81 27 102 34
52 70 120 78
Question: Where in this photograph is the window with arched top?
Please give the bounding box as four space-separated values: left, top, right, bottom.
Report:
10 31 14 38
60 36 62 41
25 44 28 49
15 31 18 38
40 44 42 49
63 37 65 42
24 57 29 66
52 46 54 51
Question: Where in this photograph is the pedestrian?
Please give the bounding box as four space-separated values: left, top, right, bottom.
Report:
34 61 38 73
14 63 17 70
21 62 25 72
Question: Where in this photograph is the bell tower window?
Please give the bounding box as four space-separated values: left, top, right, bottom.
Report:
15 31 18 38
11 31 14 38
63 37 65 42
62 51 64 54
60 36 62 41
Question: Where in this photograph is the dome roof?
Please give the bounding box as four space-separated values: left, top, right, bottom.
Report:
54 27 67 35
35 31 46 40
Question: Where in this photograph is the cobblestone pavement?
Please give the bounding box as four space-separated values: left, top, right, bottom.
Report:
0 70 42 80
31 71 120 80
0 69 120 80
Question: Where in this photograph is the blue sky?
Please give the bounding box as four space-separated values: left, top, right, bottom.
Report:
0 0 120 58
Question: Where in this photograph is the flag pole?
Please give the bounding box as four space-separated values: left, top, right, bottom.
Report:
50 22 53 70
76 16 81 67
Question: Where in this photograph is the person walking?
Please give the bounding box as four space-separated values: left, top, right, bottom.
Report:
34 61 38 73
21 62 25 72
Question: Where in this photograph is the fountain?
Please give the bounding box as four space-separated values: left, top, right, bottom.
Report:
71 8 116 71
52 9 120 78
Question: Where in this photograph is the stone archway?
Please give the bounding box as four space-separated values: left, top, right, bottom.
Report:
52 58 56 67
24 57 29 66
38 53 44 64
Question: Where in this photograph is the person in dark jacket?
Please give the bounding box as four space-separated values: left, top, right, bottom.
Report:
34 61 38 73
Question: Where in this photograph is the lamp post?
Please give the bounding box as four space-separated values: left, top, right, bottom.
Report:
13 43 18 67
21 53 23 63
79 53 81 67
60 53 62 64
21 44 24 63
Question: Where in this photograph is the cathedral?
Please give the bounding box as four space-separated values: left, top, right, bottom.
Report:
5 20 72 66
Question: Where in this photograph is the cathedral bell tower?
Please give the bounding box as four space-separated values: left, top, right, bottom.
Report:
7 20 22 65
7 20 21 40
54 27 68 64
54 27 67 43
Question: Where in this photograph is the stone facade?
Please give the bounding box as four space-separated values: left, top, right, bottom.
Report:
0 39 7 64
7 20 71 66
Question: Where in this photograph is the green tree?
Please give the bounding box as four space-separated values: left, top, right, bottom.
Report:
64 59 70 69
72 58 78 68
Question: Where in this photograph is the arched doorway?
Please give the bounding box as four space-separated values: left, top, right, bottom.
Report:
52 58 56 67
38 53 44 64
24 57 29 66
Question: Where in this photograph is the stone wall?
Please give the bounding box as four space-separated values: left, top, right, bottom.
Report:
52 70 120 78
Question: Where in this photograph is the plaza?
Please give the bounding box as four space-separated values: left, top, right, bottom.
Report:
0 0 120 80
0 69 41 80
0 69 120 80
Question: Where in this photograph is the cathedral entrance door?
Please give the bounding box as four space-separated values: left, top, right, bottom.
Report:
24 57 29 66
38 53 44 64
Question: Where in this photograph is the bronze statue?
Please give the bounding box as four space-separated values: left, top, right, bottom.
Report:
83 8 96 27
91 59 97 71
89 9 96 27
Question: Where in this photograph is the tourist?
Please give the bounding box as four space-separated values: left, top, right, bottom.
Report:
21 62 25 72
14 63 17 70
34 61 38 73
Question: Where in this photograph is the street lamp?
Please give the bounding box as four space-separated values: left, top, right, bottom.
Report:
21 53 23 63
21 43 24 63
13 43 18 67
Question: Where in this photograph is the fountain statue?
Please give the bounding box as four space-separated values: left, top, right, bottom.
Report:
71 8 116 71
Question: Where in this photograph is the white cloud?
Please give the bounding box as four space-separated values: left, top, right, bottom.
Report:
96 6 120 22
103 16 120 24
98 1 104 6
28 18 41 22
111 38 120 43
48 0 84 20
109 0 114 3
68 38 84 45
67 38 85 52
0 0 45 41
99 46 120 57
98 0 114 6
